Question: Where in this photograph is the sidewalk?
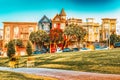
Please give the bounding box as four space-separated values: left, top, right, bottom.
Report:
0 67 120 80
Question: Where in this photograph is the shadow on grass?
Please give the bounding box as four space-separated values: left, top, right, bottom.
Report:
0 71 44 80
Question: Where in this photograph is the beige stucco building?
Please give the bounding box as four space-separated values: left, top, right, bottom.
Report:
67 18 82 25
101 18 116 41
82 18 100 42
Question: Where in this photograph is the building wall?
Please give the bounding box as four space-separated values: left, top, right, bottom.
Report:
67 18 82 25
52 9 66 30
38 15 51 33
82 18 100 42
3 22 37 47
101 18 116 41
0 29 3 50
52 15 66 30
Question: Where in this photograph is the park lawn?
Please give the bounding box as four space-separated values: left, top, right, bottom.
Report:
0 70 57 80
0 48 120 74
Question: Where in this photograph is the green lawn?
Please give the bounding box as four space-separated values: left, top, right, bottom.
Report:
0 70 57 80
0 48 120 74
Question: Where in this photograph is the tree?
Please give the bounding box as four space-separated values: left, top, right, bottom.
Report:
26 41 32 56
64 24 87 48
13 39 24 48
29 31 36 44
110 33 120 45
29 30 49 50
49 28 63 47
74 25 87 48
4 43 8 48
7 40 15 58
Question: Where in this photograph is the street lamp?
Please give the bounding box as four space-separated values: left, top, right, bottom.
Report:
108 25 110 49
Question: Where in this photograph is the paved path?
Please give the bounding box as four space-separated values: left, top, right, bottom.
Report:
0 67 120 80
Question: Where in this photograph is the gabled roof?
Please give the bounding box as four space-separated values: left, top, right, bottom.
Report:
52 14 61 21
38 15 51 23
59 8 66 16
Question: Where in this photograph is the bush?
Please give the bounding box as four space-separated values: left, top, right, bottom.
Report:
26 41 32 56
7 41 15 58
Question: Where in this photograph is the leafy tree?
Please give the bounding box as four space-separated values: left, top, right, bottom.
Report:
26 41 32 56
74 25 87 46
64 24 87 48
110 33 120 45
29 31 36 44
7 40 15 58
49 28 63 47
29 30 49 50
4 43 8 48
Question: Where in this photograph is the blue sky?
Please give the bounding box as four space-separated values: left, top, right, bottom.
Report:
0 0 120 28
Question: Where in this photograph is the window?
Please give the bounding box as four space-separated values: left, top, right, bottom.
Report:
14 27 19 34
44 24 49 31
6 27 10 31
104 24 109 29
54 24 56 28
96 28 98 33
61 23 65 29
55 18 60 21
6 27 10 34
29 27 34 33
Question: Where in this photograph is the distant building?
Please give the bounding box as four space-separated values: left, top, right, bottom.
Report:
67 18 82 25
101 18 116 41
82 18 100 42
52 8 66 30
3 22 37 47
38 15 51 33
0 29 3 49
116 24 120 35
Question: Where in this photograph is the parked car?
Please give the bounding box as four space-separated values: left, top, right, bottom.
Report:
80 48 91 51
63 48 73 52
72 48 79 52
114 42 120 48
33 50 42 54
33 48 47 54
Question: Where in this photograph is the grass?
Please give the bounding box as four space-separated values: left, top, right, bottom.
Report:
0 48 120 74
0 70 57 80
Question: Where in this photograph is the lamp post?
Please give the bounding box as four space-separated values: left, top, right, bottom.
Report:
107 24 111 50
108 25 110 49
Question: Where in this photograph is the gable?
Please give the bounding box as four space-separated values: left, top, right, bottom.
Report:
43 18 48 22
39 15 51 23
53 14 61 21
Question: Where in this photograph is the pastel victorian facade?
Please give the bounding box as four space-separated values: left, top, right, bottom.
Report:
52 8 66 30
38 15 51 33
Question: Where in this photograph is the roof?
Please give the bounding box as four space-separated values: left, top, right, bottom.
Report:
38 15 51 23
102 18 116 20
52 14 61 21
3 22 37 24
59 8 66 16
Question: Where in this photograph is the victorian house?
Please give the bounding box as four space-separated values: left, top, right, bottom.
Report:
52 8 66 30
38 15 51 33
